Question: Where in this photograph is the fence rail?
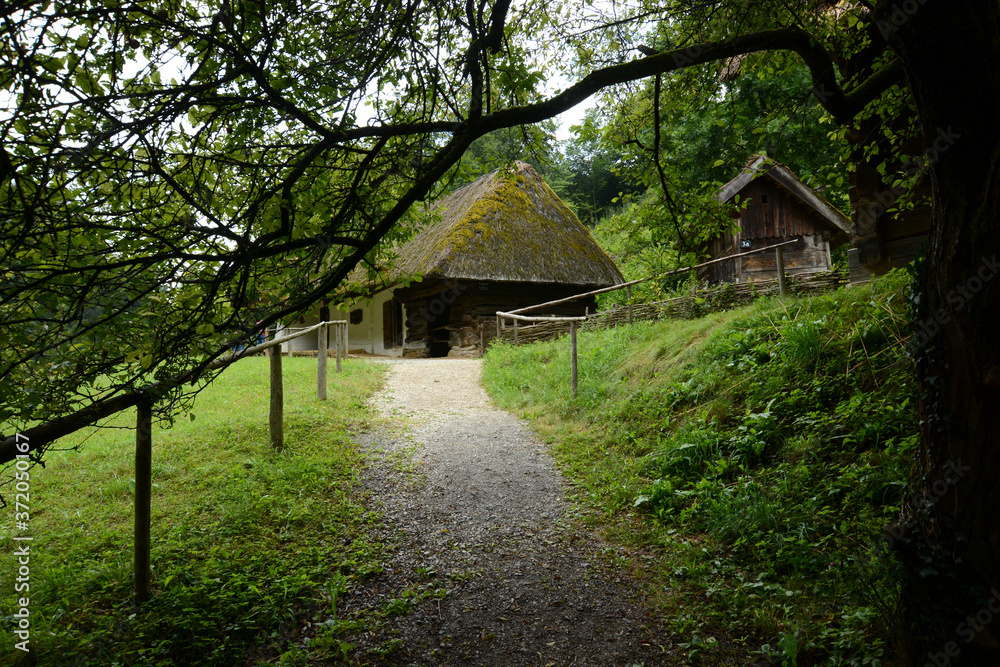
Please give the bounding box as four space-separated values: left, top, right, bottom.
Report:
496 271 846 346
132 319 346 606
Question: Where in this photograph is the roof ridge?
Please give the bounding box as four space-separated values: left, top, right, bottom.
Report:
358 161 623 288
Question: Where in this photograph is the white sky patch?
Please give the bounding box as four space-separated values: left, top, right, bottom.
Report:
553 92 596 141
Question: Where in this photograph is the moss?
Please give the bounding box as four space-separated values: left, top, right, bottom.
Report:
383 162 623 285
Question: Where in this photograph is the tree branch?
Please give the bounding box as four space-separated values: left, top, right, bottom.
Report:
482 28 896 130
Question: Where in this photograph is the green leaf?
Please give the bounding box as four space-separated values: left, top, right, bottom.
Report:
74 70 103 95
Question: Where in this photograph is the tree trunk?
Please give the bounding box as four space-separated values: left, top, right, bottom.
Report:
135 400 153 605
269 348 284 450
882 2 1000 663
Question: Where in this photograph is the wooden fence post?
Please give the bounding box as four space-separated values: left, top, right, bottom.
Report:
513 318 519 344
333 322 341 372
776 246 787 295
339 323 346 371
135 400 153 605
317 322 327 400
270 347 284 450
626 285 633 326
570 322 578 399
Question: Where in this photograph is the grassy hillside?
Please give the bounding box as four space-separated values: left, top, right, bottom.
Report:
483 271 916 665
1 358 389 666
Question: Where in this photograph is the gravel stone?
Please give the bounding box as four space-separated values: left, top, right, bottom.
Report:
342 359 674 666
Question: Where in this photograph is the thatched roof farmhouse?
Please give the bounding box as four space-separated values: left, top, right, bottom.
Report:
282 162 623 357
386 163 623 287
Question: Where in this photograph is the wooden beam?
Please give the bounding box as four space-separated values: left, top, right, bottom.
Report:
335 322 342 373
570 322 578 399
270 348 284 450
233 320 335 359
776 246 788 295
497 313 590 323
626 285 632 325
507 238 802 315
317 322 328 400
0 320 346 466
135 400 153 605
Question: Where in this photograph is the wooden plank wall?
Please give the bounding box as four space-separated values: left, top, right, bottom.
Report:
739 179 831 240
704 178 840 282
703 235 832 283
738 235 830 279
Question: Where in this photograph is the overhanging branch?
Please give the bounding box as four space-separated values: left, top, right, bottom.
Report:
482 28 898 130
1 24 900 469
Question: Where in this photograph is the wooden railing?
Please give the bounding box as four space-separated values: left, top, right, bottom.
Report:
493 312 589 397
496 270 846 347
134 320 346 604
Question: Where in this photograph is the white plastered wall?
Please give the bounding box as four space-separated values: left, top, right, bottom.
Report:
277 289 405 357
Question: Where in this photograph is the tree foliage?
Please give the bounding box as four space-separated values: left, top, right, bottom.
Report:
1 0 545 451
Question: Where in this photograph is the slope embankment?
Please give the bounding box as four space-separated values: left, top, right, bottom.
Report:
483 271 916 666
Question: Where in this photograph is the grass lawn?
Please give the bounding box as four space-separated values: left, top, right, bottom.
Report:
1 357 388 666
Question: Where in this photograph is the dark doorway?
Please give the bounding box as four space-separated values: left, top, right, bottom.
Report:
382 299 403 349
426 294 451 357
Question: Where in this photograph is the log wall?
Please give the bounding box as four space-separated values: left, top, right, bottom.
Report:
703 234 834 284
738 179 834 240
394 278 602 358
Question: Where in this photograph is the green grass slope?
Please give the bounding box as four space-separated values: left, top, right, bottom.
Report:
483 271 916 666
1 358 388 666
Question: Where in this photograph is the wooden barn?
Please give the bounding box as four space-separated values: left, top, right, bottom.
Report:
700 156 852 284
283 162 623 357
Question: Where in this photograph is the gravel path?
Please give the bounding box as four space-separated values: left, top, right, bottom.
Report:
345 359 669 666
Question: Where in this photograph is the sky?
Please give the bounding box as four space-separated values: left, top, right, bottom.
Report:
553 93 596 141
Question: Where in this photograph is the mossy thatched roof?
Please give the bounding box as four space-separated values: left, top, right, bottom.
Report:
386 162 623 287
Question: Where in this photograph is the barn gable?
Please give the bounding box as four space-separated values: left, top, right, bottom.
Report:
702 157 852 284
715 156 851 245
